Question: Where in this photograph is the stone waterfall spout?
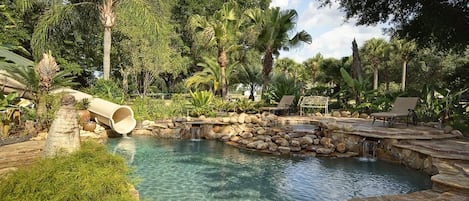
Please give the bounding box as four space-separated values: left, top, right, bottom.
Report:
52 88 136 134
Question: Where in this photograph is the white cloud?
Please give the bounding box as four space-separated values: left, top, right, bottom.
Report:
270 0 290 8
271 0 389 62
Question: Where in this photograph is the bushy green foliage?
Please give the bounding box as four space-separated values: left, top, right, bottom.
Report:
415 86 468 123
212 97 236 113
235 98 258 113
265 74 301 105
0 141 136 201
131 96 187 120
189 91 214 117
84 79 125 104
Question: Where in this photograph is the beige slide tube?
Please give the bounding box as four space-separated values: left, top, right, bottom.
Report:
53 88 136 134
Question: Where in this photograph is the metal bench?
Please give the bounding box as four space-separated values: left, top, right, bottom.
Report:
298 96 329 116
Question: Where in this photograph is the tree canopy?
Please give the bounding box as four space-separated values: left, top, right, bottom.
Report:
319 0 469 51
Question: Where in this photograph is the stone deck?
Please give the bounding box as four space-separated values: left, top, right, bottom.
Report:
0 140 44 175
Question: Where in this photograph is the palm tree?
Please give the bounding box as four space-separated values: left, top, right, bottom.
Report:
391 38 416 91
99 0 115 80
20 0 160 80
230 63 262 100
187 1 242 99
245 7 312 99
185 56 238 94
361 38 388 90
303 53 323 84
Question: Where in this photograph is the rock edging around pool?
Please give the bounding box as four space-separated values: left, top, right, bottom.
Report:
131 113 356 157
129 112 469 200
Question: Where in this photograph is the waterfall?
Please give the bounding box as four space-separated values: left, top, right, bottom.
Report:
190 126 201 141
359 140 378 162
113 137 135 164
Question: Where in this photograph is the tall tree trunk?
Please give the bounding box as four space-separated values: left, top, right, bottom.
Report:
352 39 363 80
373 68 378 90
352 39 362 105
261 49 273 100
103 27 111 80
401 60 407 91
249 84 255 101
218 49 227 99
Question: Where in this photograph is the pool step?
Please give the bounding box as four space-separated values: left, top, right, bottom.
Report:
348 189 468 201
431 173 469 195
393 139 469 161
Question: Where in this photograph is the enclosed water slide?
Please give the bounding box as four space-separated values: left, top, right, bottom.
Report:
0 48 136 134
52 88 136 134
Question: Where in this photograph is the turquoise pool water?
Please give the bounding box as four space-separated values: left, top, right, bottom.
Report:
107 136 432 201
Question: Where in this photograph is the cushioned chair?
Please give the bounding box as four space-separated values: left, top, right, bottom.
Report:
260 95 295 115
371 97 419 126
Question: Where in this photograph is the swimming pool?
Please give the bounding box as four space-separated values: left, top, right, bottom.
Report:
107 136 431 201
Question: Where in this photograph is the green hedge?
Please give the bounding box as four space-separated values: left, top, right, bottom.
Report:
0 141 136 201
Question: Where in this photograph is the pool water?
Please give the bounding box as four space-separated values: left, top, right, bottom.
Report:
107 136 432 201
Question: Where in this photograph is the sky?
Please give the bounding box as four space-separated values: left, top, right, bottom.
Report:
270 0 389 63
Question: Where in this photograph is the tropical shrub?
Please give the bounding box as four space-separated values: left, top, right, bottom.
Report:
131 95 187 121
235 98 258 113
84 79 125 104
265 74 301 106
189 91 214 117
0 141 136 201
415 86 468 123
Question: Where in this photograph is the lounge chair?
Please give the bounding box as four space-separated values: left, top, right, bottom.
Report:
370 97 419 126
260 95 295 115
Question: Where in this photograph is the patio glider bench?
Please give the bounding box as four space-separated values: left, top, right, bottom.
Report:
298 96 329 116
370 97 419 127
260 95 295 115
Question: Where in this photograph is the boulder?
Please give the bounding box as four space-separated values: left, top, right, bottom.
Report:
332 111 341 117
239 139 252 145
290 140 301 147
342 124 354 132
351 111 360 118
316 148 334 154
238 113 247 124
229 117 238 123
300 136 313 145
230 136 241 142
336 143 347 153
221 135 231 141
257 128 267 135
132 129 152 136
256 142 269 150
313 139 320 145
268 142 278 152
451 129 463 137
306 145 321 152
320 137 334 148
222 117 230 123
220 126 236 135
240 132 253 139
359 113 369 119
31 132 48 141
275 138 289 147
340 111 351 117
278 146 291 154
290 146 301 152
244 115 252 123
